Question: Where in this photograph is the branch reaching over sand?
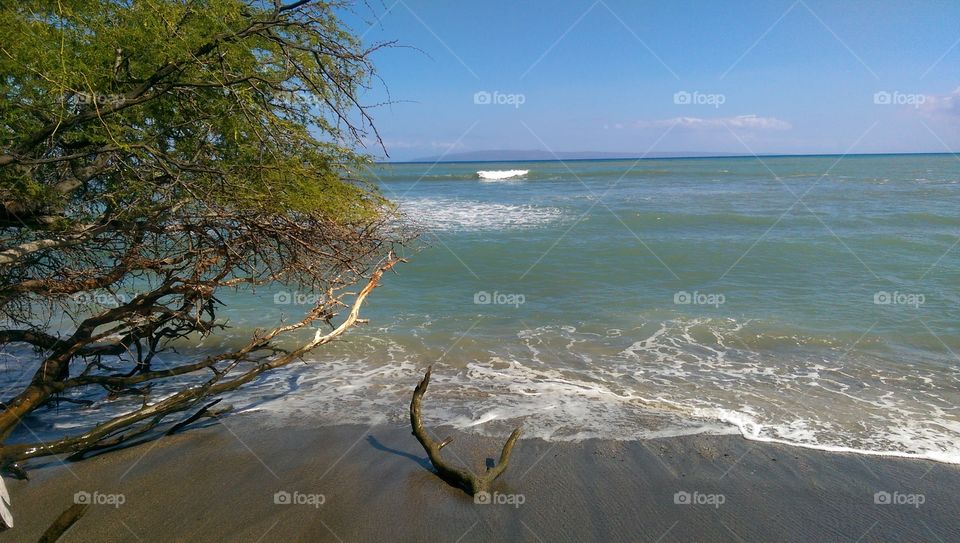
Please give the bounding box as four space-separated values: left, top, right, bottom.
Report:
409 366 521 495
0 254 404 463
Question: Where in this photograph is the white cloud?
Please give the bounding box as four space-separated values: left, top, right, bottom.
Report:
918 88 960 122
633 114 792 131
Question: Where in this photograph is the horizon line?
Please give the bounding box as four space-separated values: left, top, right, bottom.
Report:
378 151 958 165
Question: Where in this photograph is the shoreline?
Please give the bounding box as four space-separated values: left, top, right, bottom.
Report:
3 414 958 542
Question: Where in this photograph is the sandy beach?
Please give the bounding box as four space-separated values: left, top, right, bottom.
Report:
3 414 957 542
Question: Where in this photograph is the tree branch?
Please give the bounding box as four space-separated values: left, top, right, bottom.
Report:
409 366 521 495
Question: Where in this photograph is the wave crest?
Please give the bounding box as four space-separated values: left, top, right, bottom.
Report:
477 169 529 180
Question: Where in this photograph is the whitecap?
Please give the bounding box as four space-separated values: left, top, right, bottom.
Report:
477 169 529 180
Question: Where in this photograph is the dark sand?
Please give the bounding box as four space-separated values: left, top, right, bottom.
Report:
2 415 958 542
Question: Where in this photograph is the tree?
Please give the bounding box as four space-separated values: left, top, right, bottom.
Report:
0 0 405 468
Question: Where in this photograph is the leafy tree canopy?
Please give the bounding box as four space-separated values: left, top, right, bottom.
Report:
0 1 403 458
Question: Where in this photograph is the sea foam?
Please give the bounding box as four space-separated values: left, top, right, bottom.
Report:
397 198 565 231
236 318 960 465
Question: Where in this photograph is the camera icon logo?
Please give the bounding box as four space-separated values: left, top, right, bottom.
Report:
474 91 492 105
874 491 891 504
674 491 691 504
673 91 692 105
474 491 492 505
474 291 492 304
873 291 891 305
74 491 92 505
274 490 292 505
673 291 692 304
273 291 292 305
873 91 892 105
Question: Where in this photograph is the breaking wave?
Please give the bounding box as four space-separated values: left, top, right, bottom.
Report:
477 169 529 180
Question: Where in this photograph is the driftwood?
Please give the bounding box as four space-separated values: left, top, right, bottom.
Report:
165 399 231 436
409 366 521 495
37 503 88 543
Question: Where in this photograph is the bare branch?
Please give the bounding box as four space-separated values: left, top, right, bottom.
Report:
410 366 522 495
0 254 404 463
37 503 89 543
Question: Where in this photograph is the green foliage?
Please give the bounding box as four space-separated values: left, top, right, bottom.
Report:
0 0 388 226
0 2 403 458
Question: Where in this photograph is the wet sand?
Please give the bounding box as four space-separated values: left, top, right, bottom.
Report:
3 415 958 542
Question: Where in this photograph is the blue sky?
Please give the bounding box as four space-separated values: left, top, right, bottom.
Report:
340 0 960 161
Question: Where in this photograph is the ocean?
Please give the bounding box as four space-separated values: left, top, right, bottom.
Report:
10 155 960 464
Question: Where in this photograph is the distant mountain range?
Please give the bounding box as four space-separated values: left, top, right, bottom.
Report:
401 149 754 163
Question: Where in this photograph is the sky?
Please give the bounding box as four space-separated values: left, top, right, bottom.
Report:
339 0 960 161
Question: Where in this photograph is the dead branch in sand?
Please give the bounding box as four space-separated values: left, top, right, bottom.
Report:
409 366 521 495
37 503 88 543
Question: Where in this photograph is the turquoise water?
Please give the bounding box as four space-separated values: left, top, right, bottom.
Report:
10 155 960 463
234 154 960 462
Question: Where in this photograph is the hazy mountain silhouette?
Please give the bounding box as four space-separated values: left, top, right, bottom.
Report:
403 149 753 163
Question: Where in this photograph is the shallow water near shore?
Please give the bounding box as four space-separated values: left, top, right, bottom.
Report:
7 154 960 464
241 154 960 463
